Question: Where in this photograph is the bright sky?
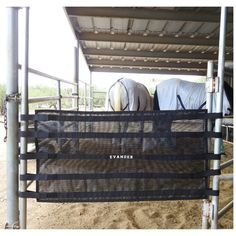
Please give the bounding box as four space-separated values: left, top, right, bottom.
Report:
1 1 233 92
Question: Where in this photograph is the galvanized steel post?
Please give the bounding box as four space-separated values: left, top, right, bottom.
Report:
211 7 227 229
19 7 29 229
202 60 214 229
73 44 79 110
6 7 19 228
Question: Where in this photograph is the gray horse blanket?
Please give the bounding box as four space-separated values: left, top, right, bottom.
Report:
154 78 232 116
105 78 152 111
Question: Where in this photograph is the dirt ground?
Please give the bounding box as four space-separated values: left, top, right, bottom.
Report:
0 116 233 229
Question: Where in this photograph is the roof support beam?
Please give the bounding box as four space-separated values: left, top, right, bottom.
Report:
87 59 207 69
90 67 206 76
66 7 233 23
83 48 233 61
78 32 233 47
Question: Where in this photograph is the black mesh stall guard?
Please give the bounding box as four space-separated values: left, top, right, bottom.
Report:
20 110 222 202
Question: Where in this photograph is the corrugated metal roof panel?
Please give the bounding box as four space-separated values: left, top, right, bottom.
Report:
66 7 233 76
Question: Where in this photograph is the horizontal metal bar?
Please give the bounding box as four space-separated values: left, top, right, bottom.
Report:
93 91 107 94
18 66 78 86
78 80 90 85
88 59 207 69
83 48 233 61
222 125 233 129
218 200 233 219
28 96 60 103
90 66 206 76
61 95 80 99
220 159 233 170
78 32 233 47
66 7 233 23
219 174 233 181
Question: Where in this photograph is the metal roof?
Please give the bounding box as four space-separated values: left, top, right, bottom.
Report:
65 7 233 76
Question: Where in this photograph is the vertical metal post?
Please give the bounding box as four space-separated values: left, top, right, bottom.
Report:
73 44 79 110
6 7 19 228
57 80 61 110
211 7 227 229
202 60 214 229
89 71 93 111
84 83 87 111
19 7 29 229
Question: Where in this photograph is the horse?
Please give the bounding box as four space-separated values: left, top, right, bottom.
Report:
153 78 233 116
105 78 153 111
105 78 153 152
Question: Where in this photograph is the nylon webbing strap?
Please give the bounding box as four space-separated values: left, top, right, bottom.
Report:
21 111 222 122
20 153 221 161
20 110 222 202
21 169 220 181
19 189 219 200
21 131 222 139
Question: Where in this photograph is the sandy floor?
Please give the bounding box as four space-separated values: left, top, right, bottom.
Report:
0 116 233 229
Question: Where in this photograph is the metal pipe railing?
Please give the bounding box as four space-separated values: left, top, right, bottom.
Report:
19 7 29 229
211 7 227 229
218 201 233 219
220 159 233 170
219 174 233 181
6 7 19 228
28 67 78 86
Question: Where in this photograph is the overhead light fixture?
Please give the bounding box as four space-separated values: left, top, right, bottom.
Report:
143 30 149 36
127 29 132 35
94 27 99 34
110 27 115 35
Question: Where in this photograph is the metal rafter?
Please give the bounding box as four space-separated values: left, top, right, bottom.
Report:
66 7 233 23
87 58 207 69
90 66 206 76
78 32 233 47
82 48 233 61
